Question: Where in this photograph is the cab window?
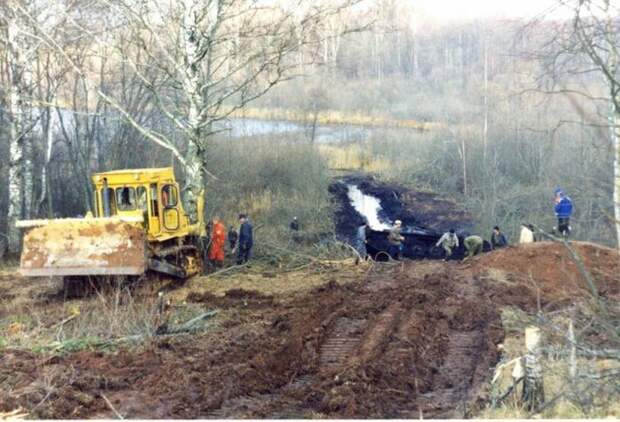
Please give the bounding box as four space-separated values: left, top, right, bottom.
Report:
162 185 178 208
136 186 147 211
116 187 136 211
150 184 159 217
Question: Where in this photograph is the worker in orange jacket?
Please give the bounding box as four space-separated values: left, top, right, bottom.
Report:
208 217 226 268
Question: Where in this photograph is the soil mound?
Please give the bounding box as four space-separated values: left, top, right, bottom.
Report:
469 241 620 308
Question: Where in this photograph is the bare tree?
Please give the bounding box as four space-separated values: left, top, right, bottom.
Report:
72 0 366 220
0 0 52 251
541 0 620 248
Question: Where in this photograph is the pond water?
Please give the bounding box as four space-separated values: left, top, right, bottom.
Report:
218 118 372 143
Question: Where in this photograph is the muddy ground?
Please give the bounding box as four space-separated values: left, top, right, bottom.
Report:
0 242 619 419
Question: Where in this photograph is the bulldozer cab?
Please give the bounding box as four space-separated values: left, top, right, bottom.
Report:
92 167 192 242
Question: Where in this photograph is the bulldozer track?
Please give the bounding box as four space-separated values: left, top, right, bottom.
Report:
319 317 366 371
416 329 485 418
357 303 402 363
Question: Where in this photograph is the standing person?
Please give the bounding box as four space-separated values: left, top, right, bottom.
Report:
554 188 573 237
355 222 368 261
387 220 405 260
208 217 226 268
463 235 484 260
290 217 299 231
490 226 508 249
228 225 238 251
436 228 459 261
237 214 254 265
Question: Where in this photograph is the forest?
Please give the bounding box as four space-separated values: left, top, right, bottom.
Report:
0 0 618 255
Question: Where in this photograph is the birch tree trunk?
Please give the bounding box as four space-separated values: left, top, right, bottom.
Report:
5 18 26 252
38 106 55 218
612 106 620 249
179 0 213 220
483 35 489 166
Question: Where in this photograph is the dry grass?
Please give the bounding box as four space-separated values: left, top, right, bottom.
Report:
169 259 365 302
318 144 391 172
0 408 28 420
0 274 207 353
1 257 365 355
225 105 442 131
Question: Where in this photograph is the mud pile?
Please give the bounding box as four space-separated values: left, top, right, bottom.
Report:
468 241 620 309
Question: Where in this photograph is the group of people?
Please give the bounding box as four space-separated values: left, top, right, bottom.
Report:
205 214 254 269
353 187 574 262
435 225 508 261
206 214 305 270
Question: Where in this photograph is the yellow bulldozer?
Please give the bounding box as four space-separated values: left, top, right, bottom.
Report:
17 167 206 293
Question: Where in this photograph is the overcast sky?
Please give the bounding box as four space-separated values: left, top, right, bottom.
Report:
414 0 564 21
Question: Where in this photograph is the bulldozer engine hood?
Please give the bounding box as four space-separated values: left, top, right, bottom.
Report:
18 218 146 277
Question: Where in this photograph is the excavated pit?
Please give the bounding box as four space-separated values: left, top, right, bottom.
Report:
328 175 487 260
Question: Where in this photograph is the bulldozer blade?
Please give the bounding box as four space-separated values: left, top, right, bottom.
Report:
19 218 146 277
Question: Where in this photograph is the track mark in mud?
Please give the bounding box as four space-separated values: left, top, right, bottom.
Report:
319 318 366 371
357 303 402 363
420 329 485 417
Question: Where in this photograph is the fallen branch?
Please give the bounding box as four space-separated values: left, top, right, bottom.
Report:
528 224 605 313
38 311 219 353
528 224 618 343
202 262 250 278
492 376 523 407
262 242 321 262
52 314 77 329
101 393 124 419
163 311 219 334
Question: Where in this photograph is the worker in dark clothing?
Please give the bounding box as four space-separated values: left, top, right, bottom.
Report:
491 226 508 249
290 217 299 231
228 225 238 251
237 214 253 265
554 188 573 237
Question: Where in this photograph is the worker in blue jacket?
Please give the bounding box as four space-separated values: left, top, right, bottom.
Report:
554 188 573 237
237 214 254 265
